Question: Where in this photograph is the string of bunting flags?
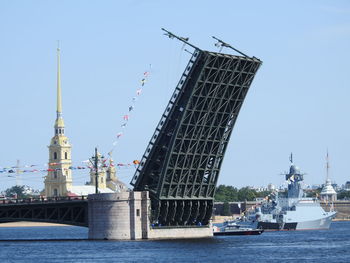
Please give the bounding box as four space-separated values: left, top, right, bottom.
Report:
1 68 151 178
109 67 152 155
0 159 141 176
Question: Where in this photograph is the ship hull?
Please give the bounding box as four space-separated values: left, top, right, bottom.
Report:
257 213 336 231
295 213 335 230
214 229 264 236
257 222 297 230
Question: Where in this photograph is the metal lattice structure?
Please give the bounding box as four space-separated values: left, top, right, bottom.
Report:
131 31 262 226
0 198 88 227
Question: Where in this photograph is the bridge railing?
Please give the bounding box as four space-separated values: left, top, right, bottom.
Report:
0 195 88 205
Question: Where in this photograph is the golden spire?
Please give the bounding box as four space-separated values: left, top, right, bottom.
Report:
55 43 65 132
57 44 62 117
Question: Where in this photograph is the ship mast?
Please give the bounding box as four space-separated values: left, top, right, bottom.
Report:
326 149 330 181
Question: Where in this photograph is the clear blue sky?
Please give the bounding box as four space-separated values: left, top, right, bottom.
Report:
0 0 349 191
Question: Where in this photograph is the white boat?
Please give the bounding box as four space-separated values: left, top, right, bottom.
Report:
213 221 264 235
234 154 337 231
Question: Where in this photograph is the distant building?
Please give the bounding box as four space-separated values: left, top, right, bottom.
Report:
320 152 337 202
44 47 127 197
267 183 276 191
44 47 73 197
345 181 350 191
320 179 337 201
85 157 127 193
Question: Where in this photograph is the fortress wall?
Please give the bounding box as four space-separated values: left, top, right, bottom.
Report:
321 201 350 220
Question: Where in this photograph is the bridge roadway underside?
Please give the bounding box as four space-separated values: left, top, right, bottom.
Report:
0 199 88 227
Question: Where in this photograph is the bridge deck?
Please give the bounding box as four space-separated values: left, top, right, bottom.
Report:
0 197 88 227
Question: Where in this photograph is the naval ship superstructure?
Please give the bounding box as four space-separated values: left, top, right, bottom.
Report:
238 156 337 230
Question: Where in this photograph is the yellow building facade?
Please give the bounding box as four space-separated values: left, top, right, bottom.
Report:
44 48 72 197
88 157 127 193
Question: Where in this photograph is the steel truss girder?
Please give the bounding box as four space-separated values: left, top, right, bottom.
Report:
132 49 262 226
154 199 212 226
0 201 88 227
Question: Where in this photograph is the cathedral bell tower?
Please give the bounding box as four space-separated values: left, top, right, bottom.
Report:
44 47 73 197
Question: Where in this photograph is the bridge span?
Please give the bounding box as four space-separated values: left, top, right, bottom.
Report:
0 192 213 240
0 196 88 227
0 30 262 240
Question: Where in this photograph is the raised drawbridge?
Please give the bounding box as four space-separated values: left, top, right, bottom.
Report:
131 29 262 226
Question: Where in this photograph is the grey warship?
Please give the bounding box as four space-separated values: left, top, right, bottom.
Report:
237 155 337 230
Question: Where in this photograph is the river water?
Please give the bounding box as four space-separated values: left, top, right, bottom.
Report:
0 221 349 262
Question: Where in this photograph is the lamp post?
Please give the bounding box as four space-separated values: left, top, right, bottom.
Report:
94 147 98 194
89 147 106 194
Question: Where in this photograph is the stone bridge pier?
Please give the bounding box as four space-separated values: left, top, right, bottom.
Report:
88 191 213 240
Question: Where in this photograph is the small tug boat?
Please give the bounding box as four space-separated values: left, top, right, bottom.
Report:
213 221 264 236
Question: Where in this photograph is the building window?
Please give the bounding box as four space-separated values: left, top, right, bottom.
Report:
53 189 58 196
54 170 57 179
136 209 140 217
65 152 68 159
101 177 103 183
54 152 57 159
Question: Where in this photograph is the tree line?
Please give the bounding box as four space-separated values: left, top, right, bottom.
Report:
215 184 350 202
2 184 350 201
1 185 36 199
214 184 271 202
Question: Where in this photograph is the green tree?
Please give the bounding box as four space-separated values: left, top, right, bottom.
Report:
255 190 272 199
338 191 350 200
215 185 274 202
5 185 28 199
215 185 238 202
238 187 257 201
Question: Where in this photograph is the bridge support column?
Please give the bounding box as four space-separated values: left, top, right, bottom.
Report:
88 191 213 240
88 191 146 240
